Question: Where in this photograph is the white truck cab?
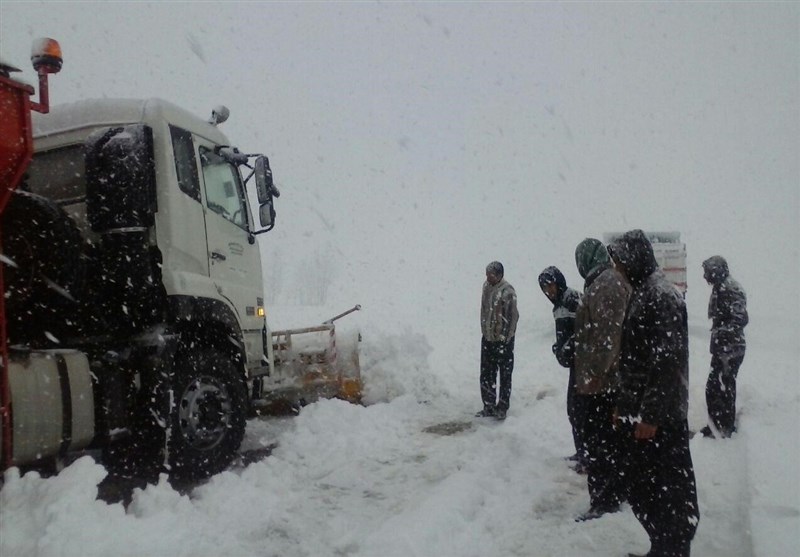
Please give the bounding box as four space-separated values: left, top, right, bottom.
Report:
28 98 275 376
3 98 279 479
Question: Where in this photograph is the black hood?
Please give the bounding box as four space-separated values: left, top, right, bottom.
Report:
702 255 729 285
538 266 567 302
608 229 658 286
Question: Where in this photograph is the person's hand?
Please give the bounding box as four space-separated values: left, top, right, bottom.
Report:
580 376 602 393
634 422 658 440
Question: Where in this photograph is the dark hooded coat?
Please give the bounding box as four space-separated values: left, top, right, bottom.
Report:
539 266 580 368
610 230 699 556
610 230 689 426
702 255 748 352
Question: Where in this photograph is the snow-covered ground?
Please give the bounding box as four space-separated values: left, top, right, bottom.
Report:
1 301 797 557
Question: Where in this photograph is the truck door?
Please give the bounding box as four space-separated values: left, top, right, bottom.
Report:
196 141 265 360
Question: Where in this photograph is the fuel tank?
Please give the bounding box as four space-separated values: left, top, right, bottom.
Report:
1 350 95 466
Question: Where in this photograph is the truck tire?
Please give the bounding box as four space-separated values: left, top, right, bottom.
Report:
1 191 85 344
167 348 247 480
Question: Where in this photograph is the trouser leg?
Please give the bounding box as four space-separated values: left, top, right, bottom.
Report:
583 392 624 508
721 350 743 433
496 338 514 411
648 541 692 557
567 367 584 456
706 348 745 434
479 338 497 409
625 421 699 557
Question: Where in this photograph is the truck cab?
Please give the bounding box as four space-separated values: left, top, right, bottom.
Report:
3 97 279 478
26 98 274 376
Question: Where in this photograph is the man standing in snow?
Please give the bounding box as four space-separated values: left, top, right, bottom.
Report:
700 255 748 439
608 230 699 557
538 266 585 466
478 261 519 420
572 238 631 521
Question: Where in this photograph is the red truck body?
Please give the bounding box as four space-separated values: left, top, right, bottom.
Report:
0 40 61 470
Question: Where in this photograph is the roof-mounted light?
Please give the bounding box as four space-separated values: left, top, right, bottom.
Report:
209 105 229 126
28 38 62 114
31 38 63 75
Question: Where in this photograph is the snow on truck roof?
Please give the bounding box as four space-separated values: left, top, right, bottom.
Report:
31 97 231 145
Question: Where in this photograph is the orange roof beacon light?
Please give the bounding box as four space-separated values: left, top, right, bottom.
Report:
31 38 63 73
30 37 63 114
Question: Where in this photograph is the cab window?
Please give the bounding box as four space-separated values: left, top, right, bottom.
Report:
170 126 201 202
199 147 247 228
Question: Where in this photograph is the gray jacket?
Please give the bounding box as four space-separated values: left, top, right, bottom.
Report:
481 279 519 342
574 267 631 394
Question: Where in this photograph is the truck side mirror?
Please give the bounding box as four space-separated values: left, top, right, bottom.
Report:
254 156 274 204
259 201 275 228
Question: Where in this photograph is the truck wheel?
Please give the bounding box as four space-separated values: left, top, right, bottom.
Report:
167 348 247 480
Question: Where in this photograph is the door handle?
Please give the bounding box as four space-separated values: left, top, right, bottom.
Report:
211 251 227 261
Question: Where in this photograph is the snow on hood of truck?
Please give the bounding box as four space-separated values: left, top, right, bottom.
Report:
31 98 230 146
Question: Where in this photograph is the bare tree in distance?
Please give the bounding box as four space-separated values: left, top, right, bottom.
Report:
292 248 337 306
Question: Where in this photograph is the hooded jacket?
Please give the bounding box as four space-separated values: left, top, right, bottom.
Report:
610 230 689 425
481 278 519 342
702 256 748 351
539 266 580 368
575 238 611 289
573 239 631 394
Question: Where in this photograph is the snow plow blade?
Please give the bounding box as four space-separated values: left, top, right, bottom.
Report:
254 306 362 412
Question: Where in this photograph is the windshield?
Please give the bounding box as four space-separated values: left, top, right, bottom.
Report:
199 147 248 229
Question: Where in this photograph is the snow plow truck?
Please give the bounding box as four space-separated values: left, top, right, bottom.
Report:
0 39 361 481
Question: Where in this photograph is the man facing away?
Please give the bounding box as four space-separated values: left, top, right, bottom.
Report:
573 238 631 520
609 230 699 557
700 255 748 439
478 261 519 420
537 266 585 466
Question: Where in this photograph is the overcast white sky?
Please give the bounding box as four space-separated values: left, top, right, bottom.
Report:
2 1 798 328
